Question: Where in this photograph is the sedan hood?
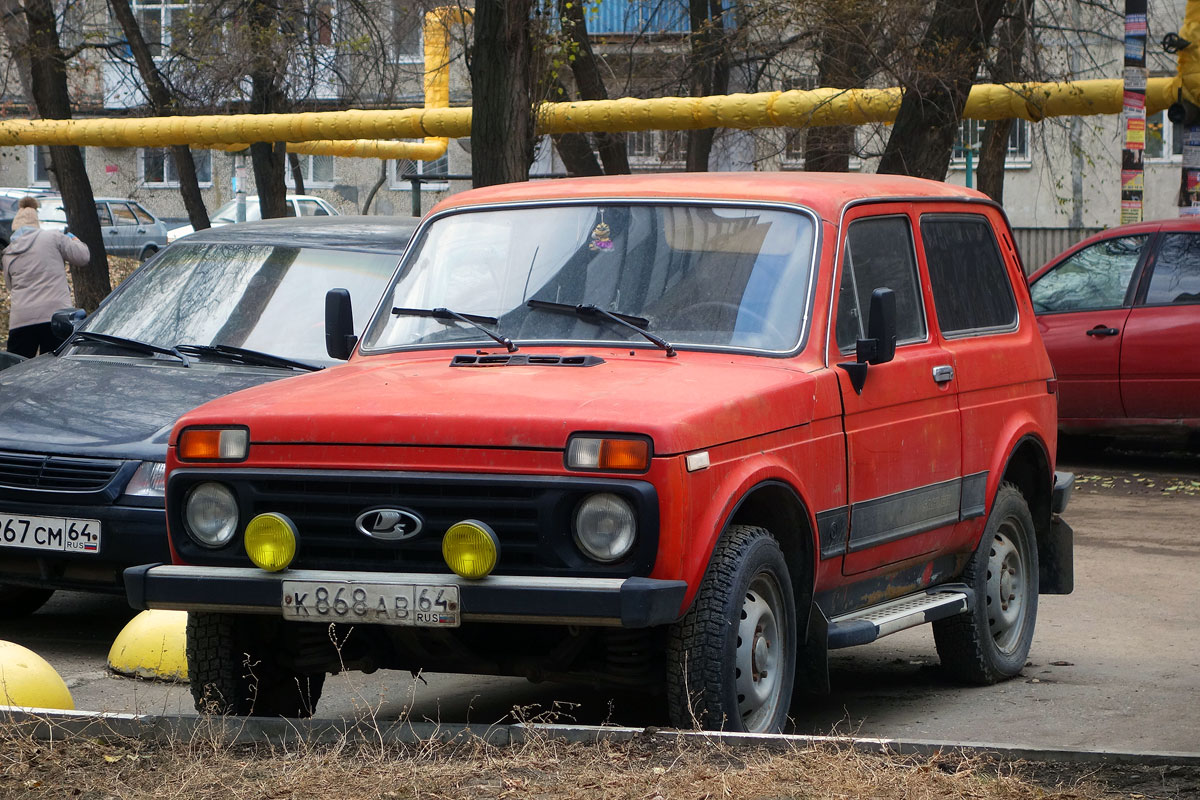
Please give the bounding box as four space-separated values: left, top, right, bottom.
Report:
0 355 299 460
181 349 817 455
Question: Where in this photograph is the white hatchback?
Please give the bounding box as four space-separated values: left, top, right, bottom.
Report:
166 194 339 243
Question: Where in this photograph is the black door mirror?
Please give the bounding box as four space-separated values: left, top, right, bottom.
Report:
50 307 87 341
325 288 357 360
858 288 897 365
837 287 897 394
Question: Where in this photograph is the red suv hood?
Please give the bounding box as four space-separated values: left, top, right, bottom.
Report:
178 349 817 455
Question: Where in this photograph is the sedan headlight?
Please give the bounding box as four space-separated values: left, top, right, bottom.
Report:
183 482 239 547
573 492 637 563
123 461 166 498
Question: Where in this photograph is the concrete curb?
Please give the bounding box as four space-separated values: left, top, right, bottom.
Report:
2 705 1199 767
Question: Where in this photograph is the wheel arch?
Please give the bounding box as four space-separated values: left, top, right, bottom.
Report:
723 480 816 632
998 432 1053 553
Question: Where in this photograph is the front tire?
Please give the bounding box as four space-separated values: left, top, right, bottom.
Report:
666 525 796 733
186 613 324 717
934 483 1039 684
0 585 55 619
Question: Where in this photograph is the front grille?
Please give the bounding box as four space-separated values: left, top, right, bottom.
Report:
170 469 659 577
0 450 124 492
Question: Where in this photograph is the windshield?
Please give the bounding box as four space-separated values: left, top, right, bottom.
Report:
361 203 817 353
77 241 401 364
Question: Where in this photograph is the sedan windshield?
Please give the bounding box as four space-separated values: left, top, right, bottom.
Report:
77 242 400 364
361 203 817 353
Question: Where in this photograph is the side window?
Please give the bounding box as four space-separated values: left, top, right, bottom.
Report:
836 216 926 352
1145 233 1200 304
111 203 138 226
130 203 155 225
298 199 329 216
921 215 1017 335
284 202 299 218
1029 235 1147 313
94 202 113 227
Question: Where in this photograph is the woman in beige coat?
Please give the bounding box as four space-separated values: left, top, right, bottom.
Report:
2 196 90 357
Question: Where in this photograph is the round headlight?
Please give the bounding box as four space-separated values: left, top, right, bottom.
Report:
184 482 239 547
573 493 637 563
443 520 500 580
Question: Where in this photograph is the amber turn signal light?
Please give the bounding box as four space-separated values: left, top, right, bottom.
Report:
178 427 249 461
566 435 651 472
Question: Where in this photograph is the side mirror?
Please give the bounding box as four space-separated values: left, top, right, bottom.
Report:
50 307 87 341
325 288 358 360
837 287 897 395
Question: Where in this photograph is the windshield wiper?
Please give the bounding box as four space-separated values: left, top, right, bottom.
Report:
175 343 322 372
526 299 676 357
392 306 518 353
68 330 191 366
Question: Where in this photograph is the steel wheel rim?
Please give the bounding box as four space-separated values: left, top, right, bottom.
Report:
985 520 1028 654
734 571 786 732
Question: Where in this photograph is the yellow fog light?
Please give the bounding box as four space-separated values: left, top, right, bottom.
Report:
442 520 499 580
244 513 297 572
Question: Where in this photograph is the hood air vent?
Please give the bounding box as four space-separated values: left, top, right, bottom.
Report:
451 354 605 368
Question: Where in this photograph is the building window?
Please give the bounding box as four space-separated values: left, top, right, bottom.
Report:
28 146 86 187
390 149 449 191
287 154 336 188
390 0 422 62
781 129 805 167
951 119 1030 166
1146 110 1184 161
626 130 686 167
125 0 192 57
141 147 213 187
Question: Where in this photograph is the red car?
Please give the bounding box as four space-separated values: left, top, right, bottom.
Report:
126 173 1073 733
1028 219 1200 437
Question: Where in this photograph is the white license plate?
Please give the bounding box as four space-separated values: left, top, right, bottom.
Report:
0 512 101 554
281 580 460 627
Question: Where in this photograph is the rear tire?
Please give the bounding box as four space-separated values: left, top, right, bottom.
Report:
186 612 324 717
666 525 796 733
934 483 1038 684
0 585 55 618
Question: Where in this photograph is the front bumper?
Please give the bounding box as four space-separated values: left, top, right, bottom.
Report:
0 501 168 592
124 564 689 628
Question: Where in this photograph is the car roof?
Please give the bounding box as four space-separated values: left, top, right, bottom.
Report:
431 172 992 221
175 215 419 252
1028 216 1200 280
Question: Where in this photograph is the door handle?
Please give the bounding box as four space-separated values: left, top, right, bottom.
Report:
932 365 954 383
1086 325 1120 337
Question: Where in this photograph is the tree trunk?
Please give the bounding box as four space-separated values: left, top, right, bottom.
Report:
107 0 210 231
22 0 109 310
558 0 629 174
469 0 535 187
977 0 1032 202
288 152 306 195
0 0 35 103
685 0 730 172
805 1 878 172
248 0 290 218
877 0 1007 180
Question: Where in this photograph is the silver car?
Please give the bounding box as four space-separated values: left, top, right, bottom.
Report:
39 196 170 262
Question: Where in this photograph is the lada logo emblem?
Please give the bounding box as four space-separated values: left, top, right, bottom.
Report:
354 507 423 541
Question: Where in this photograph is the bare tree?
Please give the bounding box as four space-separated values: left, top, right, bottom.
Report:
19 0 110 309
976 0 1033 201
684 0 731 171
107 0 211 231
877 0 1008 179
469 0 537 187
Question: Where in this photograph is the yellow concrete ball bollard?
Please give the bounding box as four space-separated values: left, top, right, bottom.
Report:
0 641 74 710
107 610 188 682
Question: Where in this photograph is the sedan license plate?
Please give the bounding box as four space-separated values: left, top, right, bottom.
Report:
0 512 101 553
281 580 460 627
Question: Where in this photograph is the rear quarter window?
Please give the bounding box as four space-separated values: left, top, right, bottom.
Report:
921 214 1018 336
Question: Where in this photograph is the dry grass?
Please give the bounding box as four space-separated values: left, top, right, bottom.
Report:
0 257 139 346
0 719 1127 800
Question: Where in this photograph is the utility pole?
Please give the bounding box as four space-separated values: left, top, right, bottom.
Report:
1121 0 1148 224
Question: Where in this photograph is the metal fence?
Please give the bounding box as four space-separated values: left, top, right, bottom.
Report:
1011 227 1102 274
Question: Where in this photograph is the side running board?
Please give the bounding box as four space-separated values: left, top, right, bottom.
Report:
827 585 973 650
